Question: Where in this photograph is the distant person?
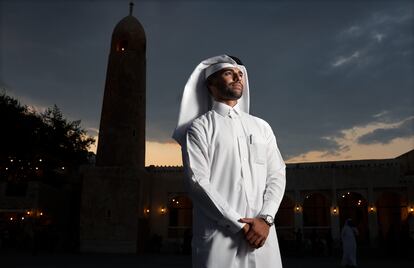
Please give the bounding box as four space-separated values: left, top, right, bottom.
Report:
173 55 286 268
341 218 358 267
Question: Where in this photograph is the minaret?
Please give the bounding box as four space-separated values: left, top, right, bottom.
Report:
80 3 148 254
96 2 146 168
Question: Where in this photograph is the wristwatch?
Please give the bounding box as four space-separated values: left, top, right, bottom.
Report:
259 214 274 226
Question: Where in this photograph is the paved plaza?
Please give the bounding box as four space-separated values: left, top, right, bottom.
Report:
2 252 413 268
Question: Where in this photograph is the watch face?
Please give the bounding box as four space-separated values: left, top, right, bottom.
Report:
260 215 274 225
266 215 274 224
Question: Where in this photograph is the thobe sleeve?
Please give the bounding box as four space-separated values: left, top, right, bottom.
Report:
183 122 245 234
259 124 286 217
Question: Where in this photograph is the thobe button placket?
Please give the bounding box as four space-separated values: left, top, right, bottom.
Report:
235 115 255 208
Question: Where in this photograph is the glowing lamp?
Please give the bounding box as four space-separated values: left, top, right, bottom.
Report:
160 207 166 214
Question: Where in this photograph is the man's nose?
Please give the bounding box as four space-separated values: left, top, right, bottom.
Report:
233 73 242 81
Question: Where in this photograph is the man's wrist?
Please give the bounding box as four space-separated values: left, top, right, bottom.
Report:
259 217 268 225
258 214 274 226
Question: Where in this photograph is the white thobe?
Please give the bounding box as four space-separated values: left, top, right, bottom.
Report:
341 225 358 266
182 100 286 268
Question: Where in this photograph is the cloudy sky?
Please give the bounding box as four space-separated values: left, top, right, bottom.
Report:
1 0 413 166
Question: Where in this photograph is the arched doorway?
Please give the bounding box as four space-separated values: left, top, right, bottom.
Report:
376 191 409 255
168 195 192 238
338 191 369 244
302 193 331 256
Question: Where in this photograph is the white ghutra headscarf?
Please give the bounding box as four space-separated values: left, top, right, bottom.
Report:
172 54 250 146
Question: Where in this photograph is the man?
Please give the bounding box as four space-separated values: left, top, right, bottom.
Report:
173 55 286 268
341 218 358 267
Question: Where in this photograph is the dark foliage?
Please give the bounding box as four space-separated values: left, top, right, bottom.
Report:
0 92 95 184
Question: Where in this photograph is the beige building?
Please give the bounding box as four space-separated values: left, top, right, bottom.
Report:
143 149 414 253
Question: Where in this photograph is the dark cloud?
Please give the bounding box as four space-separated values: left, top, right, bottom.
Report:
1 0 413 160
357 117 414 145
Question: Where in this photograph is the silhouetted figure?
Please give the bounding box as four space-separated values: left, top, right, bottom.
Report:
341 219 358 267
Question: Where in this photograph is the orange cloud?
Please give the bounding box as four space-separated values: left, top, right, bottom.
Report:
287 118 414 163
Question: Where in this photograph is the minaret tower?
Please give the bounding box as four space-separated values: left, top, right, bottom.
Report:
80 3 148 253
96 2 146 168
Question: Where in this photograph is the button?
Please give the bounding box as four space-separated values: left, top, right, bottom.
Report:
243 157 247 161
226 224 230 229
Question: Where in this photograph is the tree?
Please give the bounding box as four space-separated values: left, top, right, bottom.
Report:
0 92 95 184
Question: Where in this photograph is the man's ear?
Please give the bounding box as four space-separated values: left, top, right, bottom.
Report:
207 74 218 96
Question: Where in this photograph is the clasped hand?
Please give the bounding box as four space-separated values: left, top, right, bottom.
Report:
239 218 270 249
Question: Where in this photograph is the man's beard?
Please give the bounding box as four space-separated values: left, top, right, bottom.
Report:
217 83 243 100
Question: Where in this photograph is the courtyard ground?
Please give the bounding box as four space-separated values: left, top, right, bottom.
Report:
2 252 413 268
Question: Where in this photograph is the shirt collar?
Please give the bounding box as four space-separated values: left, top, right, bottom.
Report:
212 100 242 118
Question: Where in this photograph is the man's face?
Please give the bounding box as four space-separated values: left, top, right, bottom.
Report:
209 67 244 101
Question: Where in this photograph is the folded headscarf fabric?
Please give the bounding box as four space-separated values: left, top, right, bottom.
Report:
172 54 250 146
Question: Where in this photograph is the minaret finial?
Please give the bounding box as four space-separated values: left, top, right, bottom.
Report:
129 2 134 16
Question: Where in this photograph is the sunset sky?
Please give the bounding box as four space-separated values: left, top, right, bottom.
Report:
1 0 413 166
